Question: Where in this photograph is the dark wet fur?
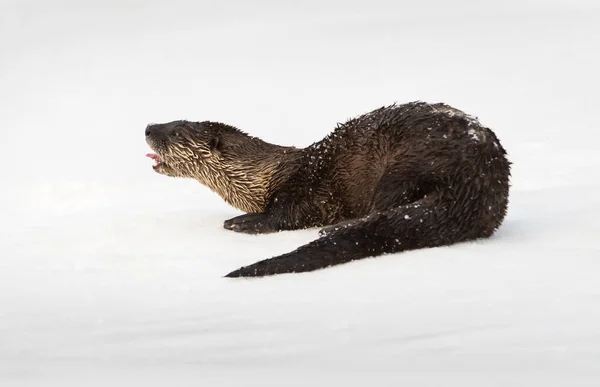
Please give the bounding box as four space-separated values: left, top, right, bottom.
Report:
146 102 511 278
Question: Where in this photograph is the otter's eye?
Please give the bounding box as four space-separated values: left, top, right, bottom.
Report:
171 131 180 138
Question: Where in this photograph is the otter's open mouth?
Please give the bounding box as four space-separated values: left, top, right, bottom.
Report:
146 153 165 170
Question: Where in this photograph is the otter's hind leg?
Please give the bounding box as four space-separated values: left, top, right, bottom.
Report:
369 164 434 213
319 165 431 237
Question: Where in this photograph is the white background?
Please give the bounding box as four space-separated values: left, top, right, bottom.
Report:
1 0 599 385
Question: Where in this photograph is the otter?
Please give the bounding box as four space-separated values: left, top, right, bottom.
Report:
145 101 511 278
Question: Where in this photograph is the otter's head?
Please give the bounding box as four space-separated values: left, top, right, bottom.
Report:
145 120 222 178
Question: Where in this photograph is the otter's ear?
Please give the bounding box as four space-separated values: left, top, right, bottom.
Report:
208 136 221 153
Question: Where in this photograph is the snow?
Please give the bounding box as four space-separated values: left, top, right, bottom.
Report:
2 0 600 386
468 128 480 141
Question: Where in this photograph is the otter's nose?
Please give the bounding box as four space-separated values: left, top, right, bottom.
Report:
145 125 153 137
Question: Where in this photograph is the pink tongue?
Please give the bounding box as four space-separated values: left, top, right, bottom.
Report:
146 153 160 161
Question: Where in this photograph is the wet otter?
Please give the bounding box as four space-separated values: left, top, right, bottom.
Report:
145 101 511 277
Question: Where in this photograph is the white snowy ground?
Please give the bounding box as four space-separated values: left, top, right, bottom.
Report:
1 0 599 386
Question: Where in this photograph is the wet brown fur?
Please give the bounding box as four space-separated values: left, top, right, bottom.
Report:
145 101 511 277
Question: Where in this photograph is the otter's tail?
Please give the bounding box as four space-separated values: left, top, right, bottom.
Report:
224 201 483 278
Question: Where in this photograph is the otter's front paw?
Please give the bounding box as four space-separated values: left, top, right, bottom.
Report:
223 213 276 234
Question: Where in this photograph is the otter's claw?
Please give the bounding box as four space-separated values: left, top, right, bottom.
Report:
223 213 275 234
